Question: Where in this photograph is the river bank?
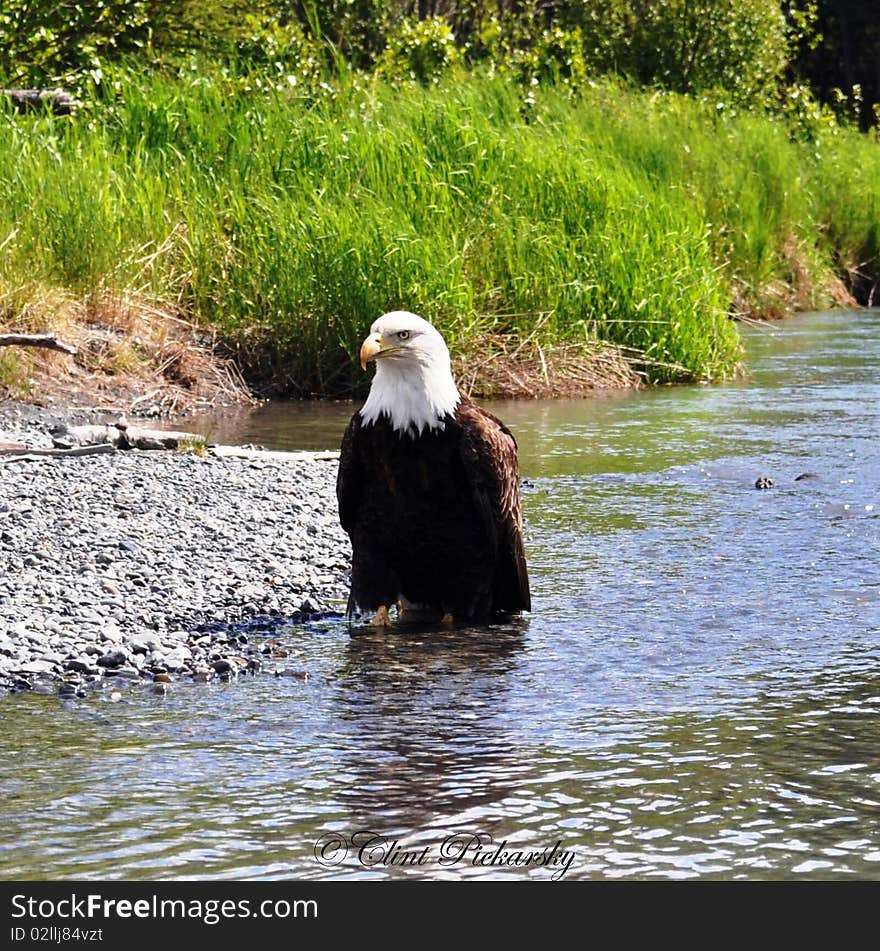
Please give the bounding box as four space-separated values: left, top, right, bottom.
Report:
0 400 350 695
5 71 879 403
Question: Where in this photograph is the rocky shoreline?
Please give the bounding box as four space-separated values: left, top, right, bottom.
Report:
0 401 351 696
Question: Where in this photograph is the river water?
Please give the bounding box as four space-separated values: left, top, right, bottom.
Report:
1 309 878 880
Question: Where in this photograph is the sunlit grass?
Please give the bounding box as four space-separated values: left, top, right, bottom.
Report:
0 67 877 395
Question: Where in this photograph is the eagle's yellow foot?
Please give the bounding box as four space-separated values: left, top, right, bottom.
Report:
370 605 392 628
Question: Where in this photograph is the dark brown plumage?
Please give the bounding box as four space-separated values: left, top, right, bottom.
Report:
337 398 530 622
336 310 530 625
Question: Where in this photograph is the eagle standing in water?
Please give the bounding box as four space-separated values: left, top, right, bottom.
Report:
336 311 531 626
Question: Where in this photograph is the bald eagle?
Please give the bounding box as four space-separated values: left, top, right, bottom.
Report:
336 311 530 626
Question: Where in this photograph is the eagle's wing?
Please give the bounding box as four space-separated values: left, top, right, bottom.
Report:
458 401 531 612
336 412 363 536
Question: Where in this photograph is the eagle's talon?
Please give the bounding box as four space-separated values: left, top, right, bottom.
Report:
370 605 392 628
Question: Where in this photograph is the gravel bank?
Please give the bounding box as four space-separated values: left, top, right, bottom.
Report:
0 403 351 695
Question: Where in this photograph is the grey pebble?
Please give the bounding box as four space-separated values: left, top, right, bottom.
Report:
0 408 351 695
16 660 57 675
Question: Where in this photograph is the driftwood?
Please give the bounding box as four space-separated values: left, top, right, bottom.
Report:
0 333 77 356
1 88 76 116
52 423 204 451
4 416 341 464
1 427 340 465
122 426 204 451
51 424 126 450
0 444 116 464
209 446 339 462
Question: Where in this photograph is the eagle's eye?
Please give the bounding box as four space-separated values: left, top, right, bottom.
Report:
396 330 411 340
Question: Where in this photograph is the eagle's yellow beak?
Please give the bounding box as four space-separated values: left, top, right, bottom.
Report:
360 332 384 370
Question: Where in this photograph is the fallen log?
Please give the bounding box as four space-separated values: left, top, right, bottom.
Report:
1 88 76 116
52 422 205 451
209 445 340 462
124 425 205 451
0 444 116 463
50 424 123 449
0 333 77 355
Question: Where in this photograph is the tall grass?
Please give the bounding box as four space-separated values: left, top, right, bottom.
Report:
0 67 877 395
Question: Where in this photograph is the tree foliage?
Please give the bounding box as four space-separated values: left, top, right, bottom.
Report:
0 1 150 85
571 0 791 106
789 0 880 130
0 1 253 86
0 0 873 126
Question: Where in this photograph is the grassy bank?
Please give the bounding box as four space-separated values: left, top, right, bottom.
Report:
0 68 878 398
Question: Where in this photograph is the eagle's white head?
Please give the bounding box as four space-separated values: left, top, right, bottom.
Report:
358 311 461 435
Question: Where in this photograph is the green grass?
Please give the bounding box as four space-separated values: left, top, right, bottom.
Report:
0 67 878 395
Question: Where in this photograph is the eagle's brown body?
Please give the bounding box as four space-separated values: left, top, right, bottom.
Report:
336 399 530 622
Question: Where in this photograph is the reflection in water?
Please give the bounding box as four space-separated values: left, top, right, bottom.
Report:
1 310 880 880
332 625 527 870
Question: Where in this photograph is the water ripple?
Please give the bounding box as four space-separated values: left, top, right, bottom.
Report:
2 311 880 880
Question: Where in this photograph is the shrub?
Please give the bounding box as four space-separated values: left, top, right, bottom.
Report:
572 0 792 107
376 16 461 85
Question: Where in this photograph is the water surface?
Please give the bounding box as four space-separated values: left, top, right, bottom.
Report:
1 310 879 880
